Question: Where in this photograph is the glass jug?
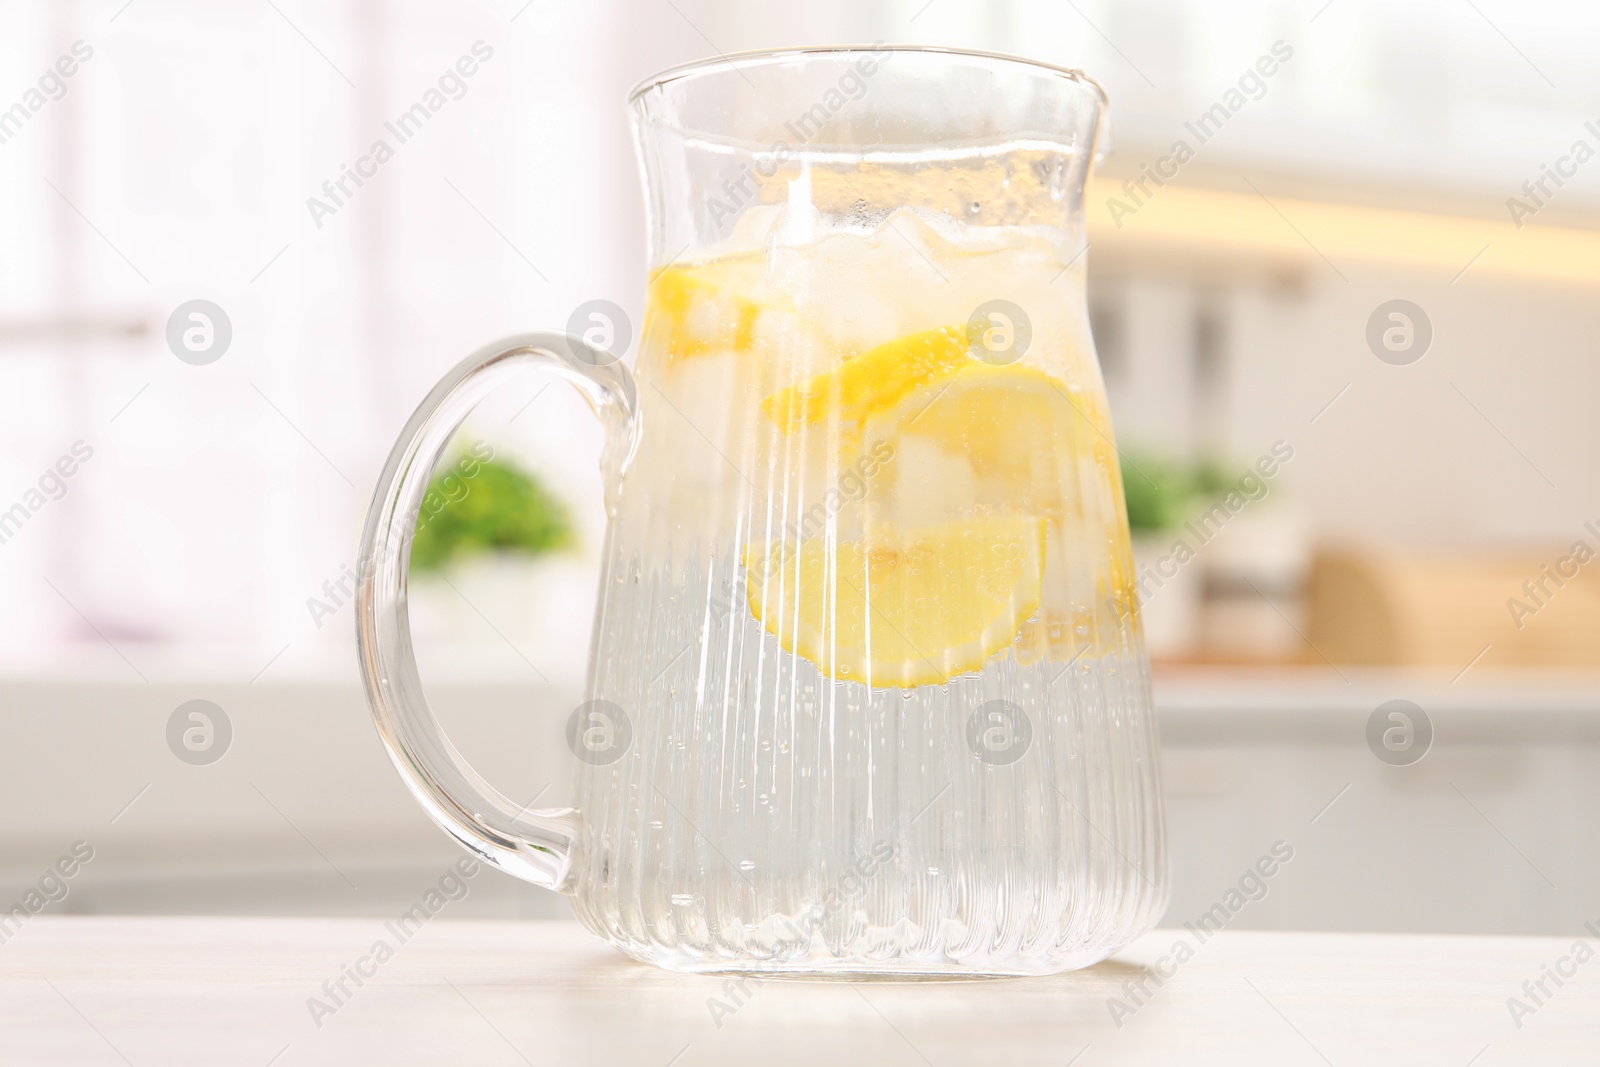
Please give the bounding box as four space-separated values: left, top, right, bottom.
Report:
357 45 1167 976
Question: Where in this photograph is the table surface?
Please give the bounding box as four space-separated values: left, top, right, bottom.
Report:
3 918 1595 1065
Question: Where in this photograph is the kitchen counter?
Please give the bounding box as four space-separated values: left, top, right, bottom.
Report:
7 669 1598 935
3 918 1594 1064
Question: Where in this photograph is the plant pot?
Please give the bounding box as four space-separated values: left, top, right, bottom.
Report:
407 552 593 685
1131 532 1203 659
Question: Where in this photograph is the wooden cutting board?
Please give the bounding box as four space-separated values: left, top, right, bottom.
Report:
1307 542 1600 667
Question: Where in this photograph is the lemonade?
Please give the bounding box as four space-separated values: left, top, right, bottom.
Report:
631 204 1136 685
570 205 1160 972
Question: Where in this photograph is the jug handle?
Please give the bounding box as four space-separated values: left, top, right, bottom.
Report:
355 331 637 892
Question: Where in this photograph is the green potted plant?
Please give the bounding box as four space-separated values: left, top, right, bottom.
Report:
406 445 580 659
1121 446 1305 661
410 453 574 574
1120 450 1216 659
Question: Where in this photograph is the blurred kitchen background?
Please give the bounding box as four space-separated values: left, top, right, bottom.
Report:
3 0 1599 936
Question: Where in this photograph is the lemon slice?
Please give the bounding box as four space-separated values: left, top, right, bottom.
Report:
646 259 766 361
886 363 1138 662
761 325 972 433
745 515 1046 687
896 362 1112 477
883 361 1127 527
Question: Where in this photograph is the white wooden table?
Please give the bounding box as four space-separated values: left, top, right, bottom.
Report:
2 918 1594 1065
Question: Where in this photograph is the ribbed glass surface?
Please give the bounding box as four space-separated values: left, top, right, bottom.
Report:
567 198 1167 974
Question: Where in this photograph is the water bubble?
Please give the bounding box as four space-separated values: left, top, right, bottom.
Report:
670 893 696 906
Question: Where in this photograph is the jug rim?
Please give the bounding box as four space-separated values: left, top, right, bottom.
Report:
627 44 1109 110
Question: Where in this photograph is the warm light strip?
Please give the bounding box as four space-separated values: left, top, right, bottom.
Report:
1084 178 1600 287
